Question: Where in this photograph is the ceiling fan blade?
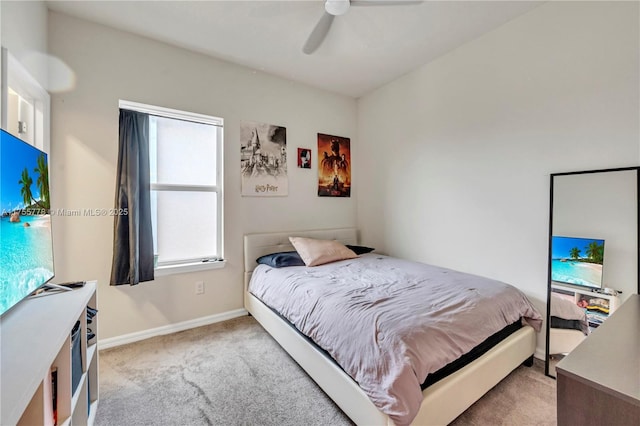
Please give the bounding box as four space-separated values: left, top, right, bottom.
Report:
302 12 335 55
351 0 422 6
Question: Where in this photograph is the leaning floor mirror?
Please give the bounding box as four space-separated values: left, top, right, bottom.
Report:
545 167 639 378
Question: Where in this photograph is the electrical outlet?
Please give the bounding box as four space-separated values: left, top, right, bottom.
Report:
195 281 204 295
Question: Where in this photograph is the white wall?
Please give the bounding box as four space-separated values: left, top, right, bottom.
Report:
48 12 357 340
357 1 639 357
0 1 48 88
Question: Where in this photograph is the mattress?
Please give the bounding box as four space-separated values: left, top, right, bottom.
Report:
550 316 585 332
260 299 522 391
421 319 522 389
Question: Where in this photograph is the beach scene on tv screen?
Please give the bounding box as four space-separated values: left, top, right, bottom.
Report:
551 236 604 288
0 134 53 315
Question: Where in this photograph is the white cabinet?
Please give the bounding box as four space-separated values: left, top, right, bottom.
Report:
0 281 98 425
551 283 619 329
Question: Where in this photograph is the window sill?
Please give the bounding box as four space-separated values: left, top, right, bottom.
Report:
154 259 226 277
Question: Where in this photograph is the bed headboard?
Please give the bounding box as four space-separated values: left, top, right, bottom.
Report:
243 228 358 289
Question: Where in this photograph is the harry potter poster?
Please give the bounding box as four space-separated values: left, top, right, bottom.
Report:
240 121 288 196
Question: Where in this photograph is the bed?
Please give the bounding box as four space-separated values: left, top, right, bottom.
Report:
548 292 589 355
244 228 539 425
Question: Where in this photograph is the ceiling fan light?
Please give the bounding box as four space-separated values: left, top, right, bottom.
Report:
325 0 350 16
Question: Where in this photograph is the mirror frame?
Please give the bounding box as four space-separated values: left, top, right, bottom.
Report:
545 166 640 378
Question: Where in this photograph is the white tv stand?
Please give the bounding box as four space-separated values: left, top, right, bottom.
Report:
0 281 98 425
551 282 619 328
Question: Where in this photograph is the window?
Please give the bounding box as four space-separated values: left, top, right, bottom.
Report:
119 100 224 274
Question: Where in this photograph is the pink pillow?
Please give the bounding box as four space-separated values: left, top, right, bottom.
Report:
289 237 357 267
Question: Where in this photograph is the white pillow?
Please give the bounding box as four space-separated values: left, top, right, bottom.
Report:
289 237 357 267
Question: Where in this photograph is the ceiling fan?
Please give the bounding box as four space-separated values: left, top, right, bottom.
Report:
303 0 422 54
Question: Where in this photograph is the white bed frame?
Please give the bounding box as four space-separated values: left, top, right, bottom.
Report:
548 328 587 355
244 228 536 425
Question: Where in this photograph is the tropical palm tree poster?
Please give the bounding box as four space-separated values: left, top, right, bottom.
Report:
240 121 288 196
318 133 350 197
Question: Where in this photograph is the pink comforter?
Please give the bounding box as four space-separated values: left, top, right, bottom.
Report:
249 254 542 425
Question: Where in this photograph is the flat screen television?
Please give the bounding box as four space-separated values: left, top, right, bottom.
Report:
551 236 605 290
0 128 54 316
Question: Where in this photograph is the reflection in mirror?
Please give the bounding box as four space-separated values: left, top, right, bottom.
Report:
547 291 589 375
546 168 638 378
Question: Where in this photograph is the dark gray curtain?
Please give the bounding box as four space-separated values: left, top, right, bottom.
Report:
110 109 154 285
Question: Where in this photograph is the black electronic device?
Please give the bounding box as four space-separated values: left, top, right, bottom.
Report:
57 281 86 289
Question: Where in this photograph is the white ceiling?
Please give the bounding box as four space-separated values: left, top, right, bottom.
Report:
46 1 543 98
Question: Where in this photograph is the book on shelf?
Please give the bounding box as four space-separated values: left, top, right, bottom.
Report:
587 297 609 313
587 310 607 328
578 295 610 314
43 367 57 426
52 367 58 426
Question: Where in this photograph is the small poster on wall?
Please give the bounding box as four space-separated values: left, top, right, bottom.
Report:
240 121 288 196
317 133 350 197
298 148 311 169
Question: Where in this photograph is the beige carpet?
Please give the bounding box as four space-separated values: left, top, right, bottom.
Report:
96 316 556 426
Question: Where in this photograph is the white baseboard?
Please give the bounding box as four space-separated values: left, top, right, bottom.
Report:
534 347 546 361
98 308 248 350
